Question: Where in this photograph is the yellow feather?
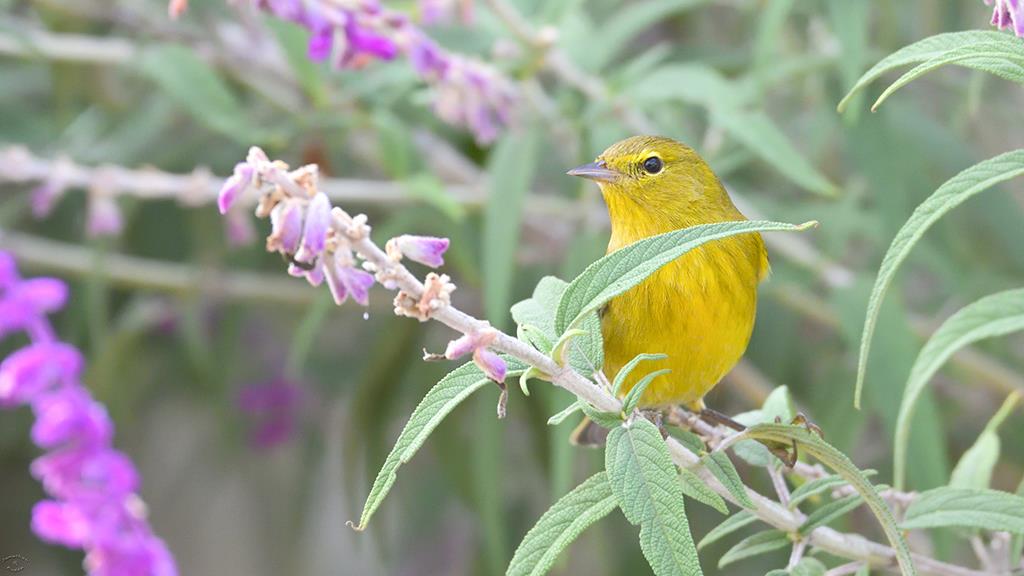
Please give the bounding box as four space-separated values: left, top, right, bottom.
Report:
580 136 768 409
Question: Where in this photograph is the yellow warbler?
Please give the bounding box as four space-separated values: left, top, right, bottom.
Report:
568 136 767 439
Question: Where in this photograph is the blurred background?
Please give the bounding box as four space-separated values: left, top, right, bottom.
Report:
1 0 1023 574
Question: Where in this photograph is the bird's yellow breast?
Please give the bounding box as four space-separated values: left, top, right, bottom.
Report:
601 233 765 409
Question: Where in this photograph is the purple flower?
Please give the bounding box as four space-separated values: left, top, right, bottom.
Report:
31 179 66 218
445 328 507 382
224 207 257 247
986 0 1024 36
32 500 91 547
0 343 83 406
389 235 449 268
31 388 114 449
0 251 17 289
217 162 256 214
324 252 375 306
237 378 305 449
297 192 331 261
267 200 304 254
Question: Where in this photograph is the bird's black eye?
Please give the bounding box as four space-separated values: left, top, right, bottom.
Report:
642 156 663 174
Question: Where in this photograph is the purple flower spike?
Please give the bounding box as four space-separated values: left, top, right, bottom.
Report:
1 252 178 575
218 163 255 214
394 235 449 268
986 0 1024 36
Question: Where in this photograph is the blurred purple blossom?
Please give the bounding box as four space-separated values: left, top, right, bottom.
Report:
237 377 305 449
419 0 474 25
86 194 124 238
0 252 177 576
245 0 517 143
986 0 1024 36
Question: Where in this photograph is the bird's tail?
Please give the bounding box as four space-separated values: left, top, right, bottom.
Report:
569 416 609 447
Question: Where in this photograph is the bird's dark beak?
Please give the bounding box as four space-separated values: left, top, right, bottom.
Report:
567 160 619 182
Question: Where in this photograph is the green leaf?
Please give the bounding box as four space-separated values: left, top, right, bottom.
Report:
589 0 711 70
678 467 728 514
354 359 525 530
547 400 583 426
788 475 845 509
697 510 757 550
613 353 669 397
949 392 1020 490
135 44 269 144
871 42 1024 111
507 472 618 576
622 369 672 414
902 487 1024 534
798 493 863 535
580 402 624 429
717 530 789 569
855 151 1024 408
702 451 754 509
555 220 817 333
667 427 706 456
606 419 703 576
837 30 1012 112
744 424 916 576
511 276 604 376
893 289 1024 489
484 127 539 328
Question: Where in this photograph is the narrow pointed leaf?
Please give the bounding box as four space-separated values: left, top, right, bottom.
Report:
507 472 618 576
355 359 524 530
717 530 789 569
678 467 728 514
837 30 1012 111
744 424 916 575
556 220 816 333
798 493 863 535
698 511 758 550
855 152 1024 408
949 392 1019 490
702 451 754 509
893 289 1024 489
622 369 672 414
613 353 668 397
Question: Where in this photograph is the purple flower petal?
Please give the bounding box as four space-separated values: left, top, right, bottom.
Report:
32 448 140 500
307 27 334 61
31 388 114 449
31 180 65 218
217 163 255 215
0 343 83 406
268 200 304 254
395 235 449 268
323 261 349 305
338 266 375 306
0 251 19 290
17 278 69 314
32 500 91 547
300 193 332 257
474 348 507 382
444 334 475 360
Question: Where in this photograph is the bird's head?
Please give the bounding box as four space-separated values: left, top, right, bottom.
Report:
568 136 735 224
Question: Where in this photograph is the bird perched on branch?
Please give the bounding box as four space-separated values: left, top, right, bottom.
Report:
568 135 768 444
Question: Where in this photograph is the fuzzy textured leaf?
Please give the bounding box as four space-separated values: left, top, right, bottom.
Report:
512 276 604 376
507 472 618 576
744 424 916 575
893 289 1024 489
855 151 1024 408
606 419 702 576
902 487 1024 534
556 220 816 333
355 359 525 530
